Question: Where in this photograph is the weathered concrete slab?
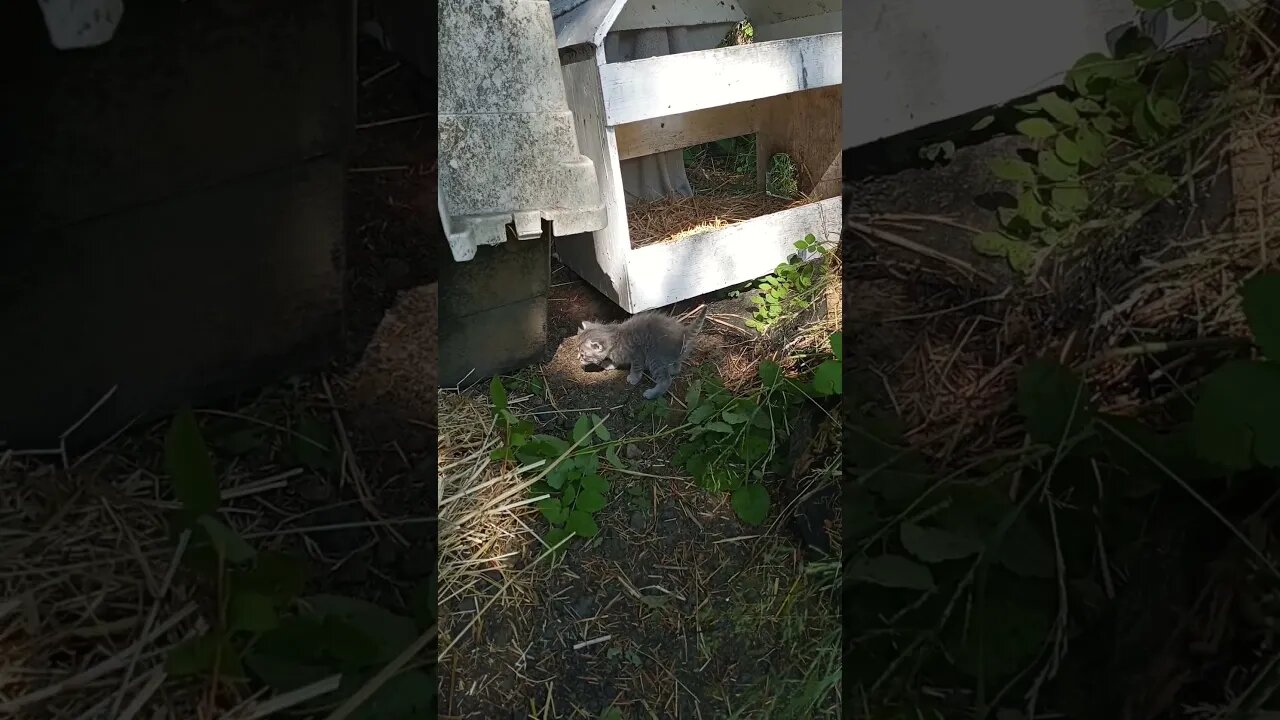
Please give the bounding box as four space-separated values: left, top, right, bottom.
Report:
439 236 550 387
0 157 345 449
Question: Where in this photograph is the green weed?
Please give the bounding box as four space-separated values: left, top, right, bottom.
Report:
747 234 830 333
162 410 435 718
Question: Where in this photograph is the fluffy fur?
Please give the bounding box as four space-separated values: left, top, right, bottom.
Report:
576 307 708 400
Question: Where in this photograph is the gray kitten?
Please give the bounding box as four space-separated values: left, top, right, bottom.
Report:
577 307 709 400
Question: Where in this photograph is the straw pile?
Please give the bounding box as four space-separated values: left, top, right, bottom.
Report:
0 426 302 718
0 377 431 719
627 191 808 249
437 390 577 662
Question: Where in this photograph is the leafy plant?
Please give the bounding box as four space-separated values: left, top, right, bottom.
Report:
850 273 1280 713
748 234 830 332
975 0 1237 274
162 409 434 718
766 152 799 198
489 378 617 554
676 333 842 526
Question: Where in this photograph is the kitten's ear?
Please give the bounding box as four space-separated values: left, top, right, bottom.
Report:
580 320 601 331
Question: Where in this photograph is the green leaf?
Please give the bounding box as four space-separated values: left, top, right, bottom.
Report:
1007 243 1037 274
1148 96 1182 128
1202 0 1230 23
971 114 996 131
990 158 1037 183
243 651 332 694
545 526 574 552
580 473 610 494
600 708 625 720
197 515 257 564
812 359 843 396
849 555 935 591
899 523 983 563
973 231 1015 258
537 497 568 524
944 574 1053 681
165 408 220 516
758 361 782 387
591 414 611 441
1017 190 1046 228
545 464 570 490
731 484 770 526
489 376 508 413
1017 359 1093 445
302 595 418 665
575 489 607 513
572 416 592 444
167 631 245 678
829 332 842 357
236 551 307 604
347 670 435 720
721 409 749 424
1037 92 1079 125
1038 150 1074 182
1015 117 1058 139
1193 360 1280 470
1242 273 1280 358
566 510 600 538
345 666 435 717
1107 81 1147 115
1171 0 1197 20
703 421 735 434
1054 134 1080 165
1073 98 1104 114
1051 185 1090 213
1142 172 1176 197
229 591 279 633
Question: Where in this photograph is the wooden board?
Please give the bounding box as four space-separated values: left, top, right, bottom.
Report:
555 48 634 309
624 196 841 312
757 86 842 199
600 31 841 125
614 99 760 161
753 10 841 41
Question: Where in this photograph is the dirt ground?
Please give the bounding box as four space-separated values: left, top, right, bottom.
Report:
440 263 841 719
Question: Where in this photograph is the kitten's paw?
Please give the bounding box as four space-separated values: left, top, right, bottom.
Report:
603 362 617 371
643 387 662 400
627 373 642 386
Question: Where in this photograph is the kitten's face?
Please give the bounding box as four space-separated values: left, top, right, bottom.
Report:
577 321 611 366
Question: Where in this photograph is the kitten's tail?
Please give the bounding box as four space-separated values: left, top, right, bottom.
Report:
679 305 709 361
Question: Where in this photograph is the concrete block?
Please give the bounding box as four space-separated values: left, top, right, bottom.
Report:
439 236 550 386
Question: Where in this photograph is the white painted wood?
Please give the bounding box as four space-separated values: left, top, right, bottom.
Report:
614 99 761 160
553 0 628 49
555 48 635 309
600 32 841 125
842 0 1241 149
611 0 744 32
625 196 841 312
753 10 840 41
